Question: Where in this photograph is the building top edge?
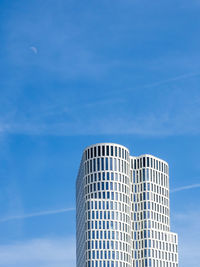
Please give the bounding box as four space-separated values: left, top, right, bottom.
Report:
83 143 130 153
130 154 169 165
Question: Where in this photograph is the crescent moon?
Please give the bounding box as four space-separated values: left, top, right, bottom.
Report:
30 46 38 54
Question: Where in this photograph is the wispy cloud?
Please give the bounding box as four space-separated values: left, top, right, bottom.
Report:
117 71 200 96
0 207 75 223
0 67 198 137
0 238 75 267
142 71 200 89
1 0 200 139
171 183 200 193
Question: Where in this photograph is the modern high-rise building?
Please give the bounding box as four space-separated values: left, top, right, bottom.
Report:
76 143 178 267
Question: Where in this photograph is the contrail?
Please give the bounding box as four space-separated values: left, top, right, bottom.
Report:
171 183 200 193
143 72 200 89
0 207 75 223
112 71 200 96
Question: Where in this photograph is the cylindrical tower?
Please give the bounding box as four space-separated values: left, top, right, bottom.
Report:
77 144 178 267
76 143 132 267
130 155 178 267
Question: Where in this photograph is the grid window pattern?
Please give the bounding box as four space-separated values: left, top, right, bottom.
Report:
130 155 178 267
76 144 178 267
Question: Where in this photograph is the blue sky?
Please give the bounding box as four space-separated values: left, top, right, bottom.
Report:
0 0 200 266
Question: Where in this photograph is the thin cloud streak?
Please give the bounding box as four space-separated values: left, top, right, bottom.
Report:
93 71 200 111
1 70 200 137
120 71 200 95
171 183 200 193
143 71 200 89
0 207 75 223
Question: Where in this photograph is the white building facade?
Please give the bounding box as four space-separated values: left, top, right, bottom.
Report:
76 143 178 267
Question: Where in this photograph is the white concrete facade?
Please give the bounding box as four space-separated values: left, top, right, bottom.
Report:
76 143 178 267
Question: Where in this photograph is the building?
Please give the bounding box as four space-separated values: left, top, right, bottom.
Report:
76 143 178 267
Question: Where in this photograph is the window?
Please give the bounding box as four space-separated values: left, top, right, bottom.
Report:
122 149 124 159
106 146 109 156
97 158 100 171
114 159 117 171
106 158 108 170
115 147 117 157
111 146 113 156
102 146 105 156
147 157 149 167
110 158 113 170
143 169 145 181
98 146 101 156
143 157 146 167
94 147 97 157
101 158 104 170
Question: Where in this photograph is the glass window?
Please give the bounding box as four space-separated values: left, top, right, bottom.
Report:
143 169 145 181
147 169 149 181
133 171 135 183
144 183 146 191
97 158 100 171
110 182 113 190
101 158 104 170
119 147 121 157
102 146 105 156
114 158 117 171
110 158 113 170
106 145 109 156
122 149 124 159
147 157 149 167
106 158 108 170
98 146 101 156
111 146 113 156
106 182 109 190
94 147 97 157
143 157 146 167
115 146 117 157
102 182 104 190
111 172 114 180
